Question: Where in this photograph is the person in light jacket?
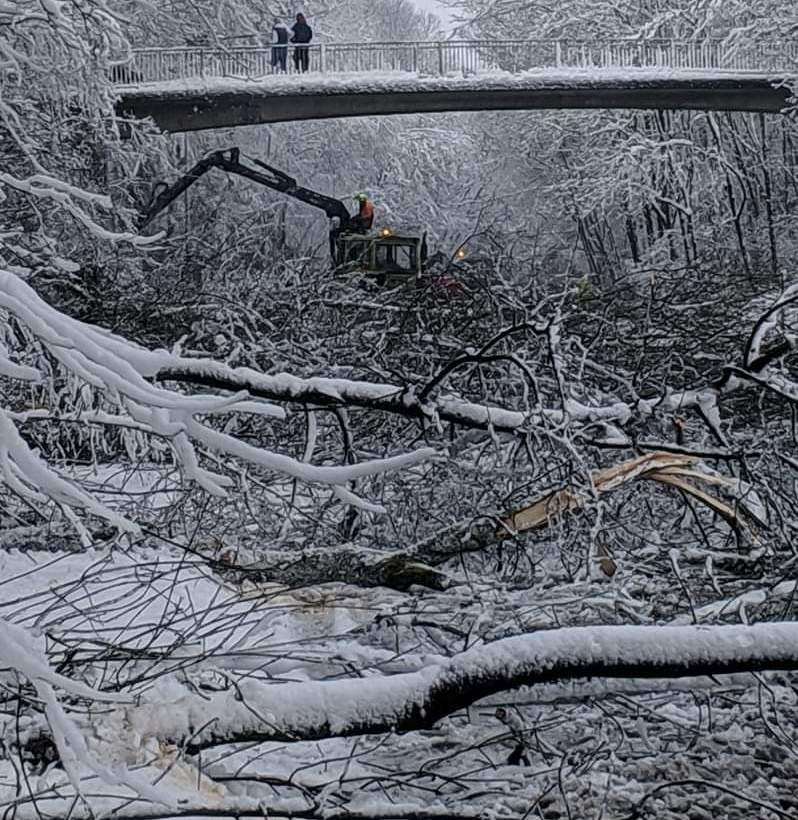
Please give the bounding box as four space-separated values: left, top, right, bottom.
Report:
271 19 288 72
290 13 312 73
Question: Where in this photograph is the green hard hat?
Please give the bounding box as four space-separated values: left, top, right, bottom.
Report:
355 193 368 202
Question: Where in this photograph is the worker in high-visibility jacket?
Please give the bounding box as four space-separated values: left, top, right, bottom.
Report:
351 193 374 232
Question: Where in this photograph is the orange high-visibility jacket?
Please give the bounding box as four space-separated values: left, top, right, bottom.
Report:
359 200 374 228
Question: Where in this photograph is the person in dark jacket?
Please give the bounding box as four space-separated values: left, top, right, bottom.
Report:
271 19 288 72
290 13 312 72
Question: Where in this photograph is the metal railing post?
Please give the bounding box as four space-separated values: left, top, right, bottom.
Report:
123 38 786 87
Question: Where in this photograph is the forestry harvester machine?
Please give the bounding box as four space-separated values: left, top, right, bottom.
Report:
140 147 459 285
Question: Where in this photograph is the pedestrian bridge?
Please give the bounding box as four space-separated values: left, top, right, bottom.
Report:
114 39 797 132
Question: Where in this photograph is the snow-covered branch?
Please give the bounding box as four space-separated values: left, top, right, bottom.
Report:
154 301 797 442
0 270 434 525
1 617 176 807
155 356 537 432
104 622 798 754
0 172 162 247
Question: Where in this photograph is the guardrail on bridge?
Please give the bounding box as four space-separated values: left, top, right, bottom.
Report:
112 39 798 84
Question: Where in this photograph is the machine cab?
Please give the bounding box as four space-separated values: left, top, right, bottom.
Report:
334 229 428 284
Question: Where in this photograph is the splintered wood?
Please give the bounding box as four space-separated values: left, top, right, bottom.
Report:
500 451 761 537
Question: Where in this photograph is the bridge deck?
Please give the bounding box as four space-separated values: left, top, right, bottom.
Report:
116 68 793 132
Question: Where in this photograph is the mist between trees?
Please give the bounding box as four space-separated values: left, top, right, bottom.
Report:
1 1 798 819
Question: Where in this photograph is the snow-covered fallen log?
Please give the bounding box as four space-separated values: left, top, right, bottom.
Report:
97 622 798 754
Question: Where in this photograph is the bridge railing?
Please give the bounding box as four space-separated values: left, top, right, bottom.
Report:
114 39 798 84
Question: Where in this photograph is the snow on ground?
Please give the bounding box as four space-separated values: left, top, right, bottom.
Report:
0 539 430 684
4 523 798 818
61 463 182 510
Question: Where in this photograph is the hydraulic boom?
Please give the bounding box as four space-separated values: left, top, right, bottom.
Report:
141 146 430 284
140 147 353 230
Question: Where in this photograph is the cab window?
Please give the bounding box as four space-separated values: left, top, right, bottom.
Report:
395 243 417 271
375 242 417 272
345 241 370 264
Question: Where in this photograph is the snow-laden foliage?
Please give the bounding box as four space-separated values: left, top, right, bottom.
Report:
450 0 798 43
112 0 439 47
0 269 435 529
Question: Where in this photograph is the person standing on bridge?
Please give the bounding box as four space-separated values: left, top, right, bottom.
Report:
271 19 289 72
290 13 312 73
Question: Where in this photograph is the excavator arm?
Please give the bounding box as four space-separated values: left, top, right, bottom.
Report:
140 147 353 229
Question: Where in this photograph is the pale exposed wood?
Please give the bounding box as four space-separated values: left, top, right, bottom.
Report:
211 453 758 595
499 451 755 538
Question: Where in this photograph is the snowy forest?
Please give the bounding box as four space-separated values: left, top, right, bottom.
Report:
2 1 798 818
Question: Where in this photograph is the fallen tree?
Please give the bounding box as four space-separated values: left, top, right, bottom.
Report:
153 294 798 443
95 621 798 754
212 451 765 592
